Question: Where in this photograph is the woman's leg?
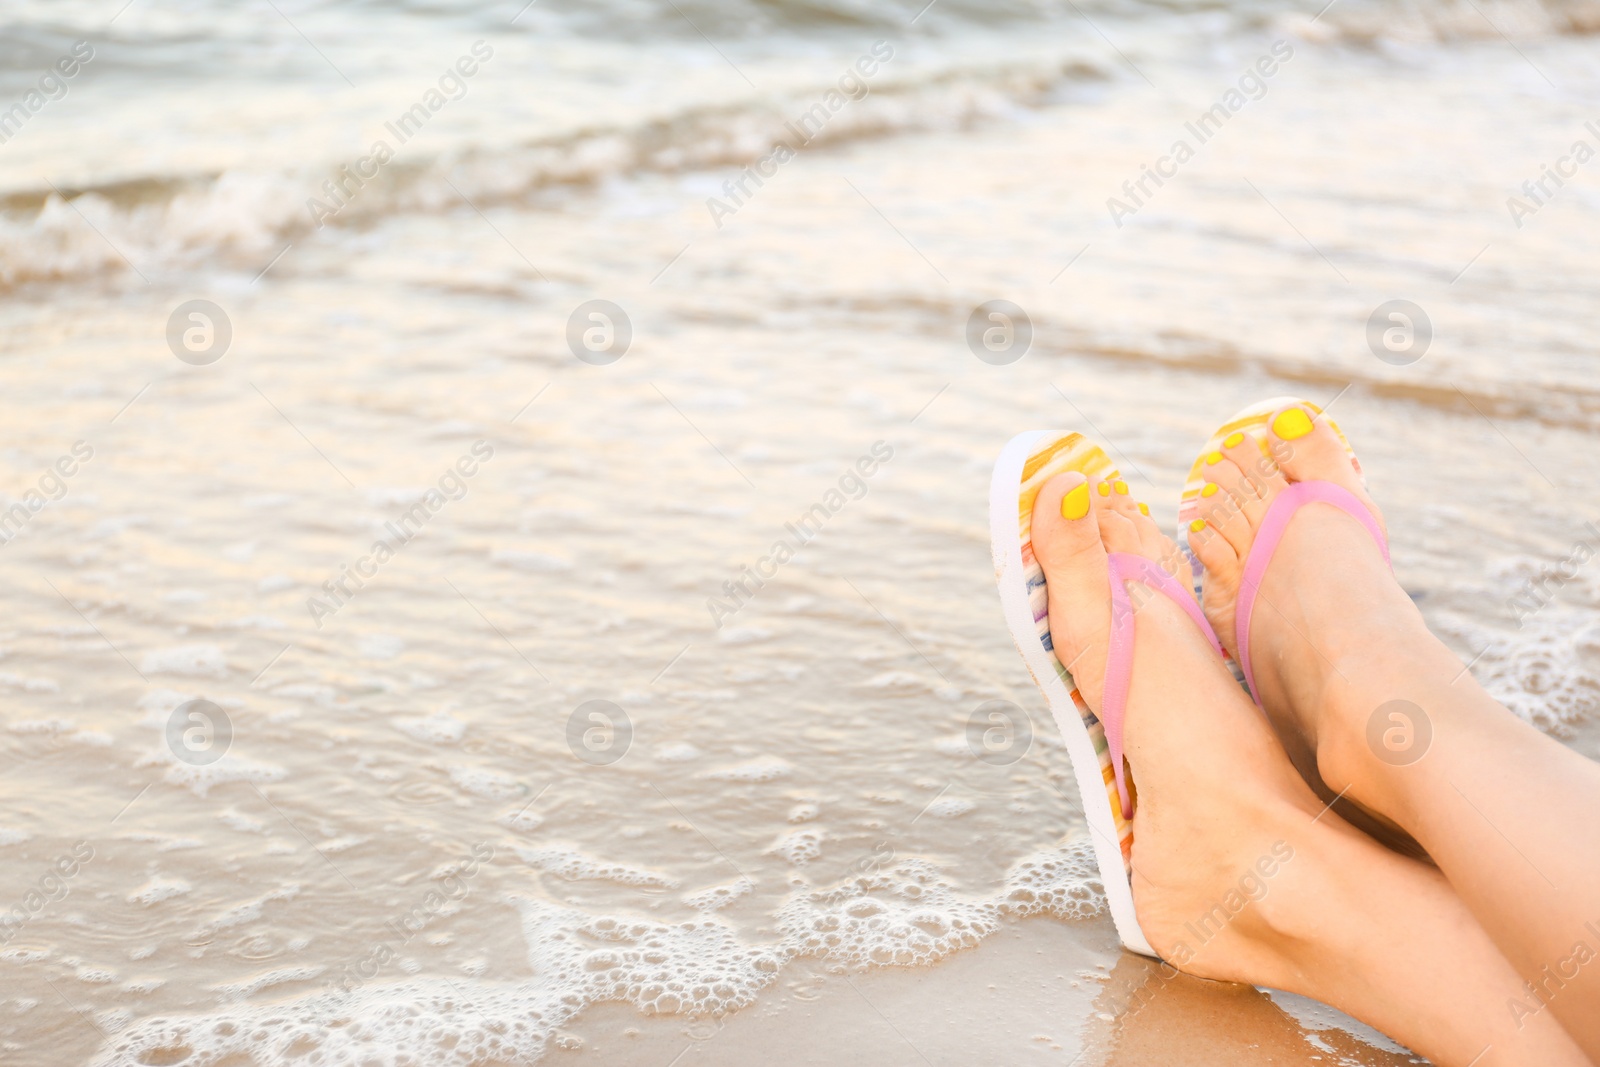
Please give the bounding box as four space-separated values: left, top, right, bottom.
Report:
1188 404 1600 1055
1031 472 1588 1065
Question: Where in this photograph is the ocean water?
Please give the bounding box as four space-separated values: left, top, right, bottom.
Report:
2 0 1599 1063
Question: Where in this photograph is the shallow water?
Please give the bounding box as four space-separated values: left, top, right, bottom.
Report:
2 1 1599 1063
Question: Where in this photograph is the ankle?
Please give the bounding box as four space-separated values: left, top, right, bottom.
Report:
1308 624 1464 816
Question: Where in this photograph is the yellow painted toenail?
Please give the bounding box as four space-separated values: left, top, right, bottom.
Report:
1097 482 1111 497
1272 407 1314 440
1223 432 1245 448
1114 481 1129 495
1201 483 1219 498
1205 451 1222 465
1061 483 1090 520
1189 519 1207 533
1138 502 1149 516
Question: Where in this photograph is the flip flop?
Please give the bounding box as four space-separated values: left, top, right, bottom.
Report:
1178 397 1390 702
990 430 1225 959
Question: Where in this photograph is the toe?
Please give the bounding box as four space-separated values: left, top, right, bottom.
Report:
1101 484 1187 580
1100 476 1142 523
1198 478 1255 558
1031 472 1113 681
1095 483 1145 556
1187 515 1236 578
1217 431 1286 523
1266 402 1384 531
1033 473 1105 572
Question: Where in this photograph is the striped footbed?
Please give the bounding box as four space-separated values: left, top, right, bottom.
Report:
1016 432 1134 872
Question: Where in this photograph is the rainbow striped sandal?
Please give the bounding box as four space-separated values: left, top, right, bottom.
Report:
1178 397 1390 701
990 430 1224 958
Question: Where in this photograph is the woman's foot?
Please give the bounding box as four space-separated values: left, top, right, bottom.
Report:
1032 469 1330 982
1183 405 1430 853
1185 404 1600 1056
1031 466 1592 1066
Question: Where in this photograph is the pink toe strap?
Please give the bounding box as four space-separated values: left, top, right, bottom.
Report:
1234 481 1390 700
1100 552 1225 818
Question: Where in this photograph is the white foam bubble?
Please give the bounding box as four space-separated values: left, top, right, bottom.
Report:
999 841 1107 923
1479 614 1600 734
516 846 679 890
122 833 204 853
519 898 783 1016
490 549 573 572
94 981 562 1067
497 809 545 834
449 766 522 799
7 718 71 734
141 750 287 799
126 878 191 906
767 828 825 866
857 670 929 691
787 802 820 823
923 796 976 818
187 886 301 942
138 645 228 679
396 710 466 743
359 634 407 660
91 840 1106 1067
214 966 325 1002
268 683 338 706
135 689 193 713
779 839 1105 969
217 809 265 834
702 756 791 782
0 673 60 693
682 877 755 913
225 615 286 630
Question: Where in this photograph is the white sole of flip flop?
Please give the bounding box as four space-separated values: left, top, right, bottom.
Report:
989 429 1156 958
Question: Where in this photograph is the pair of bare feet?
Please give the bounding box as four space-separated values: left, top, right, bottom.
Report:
1029 403 1600 1066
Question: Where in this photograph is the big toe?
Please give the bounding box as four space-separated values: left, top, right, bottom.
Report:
1265 402 1384 529
1031 472 1112 681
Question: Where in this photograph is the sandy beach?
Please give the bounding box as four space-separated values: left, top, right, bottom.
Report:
2 0 1598 1062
